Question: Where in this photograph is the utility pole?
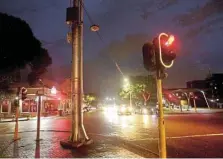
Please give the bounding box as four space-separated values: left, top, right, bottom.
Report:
78 0 91 143
70 0 80 143
61 0 91 148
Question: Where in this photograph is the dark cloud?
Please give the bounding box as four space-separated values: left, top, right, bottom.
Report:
99 33 149 62
0 0 62 16
185 16 223 38
99 0 178 22
156 0 178 11
173 0 223 27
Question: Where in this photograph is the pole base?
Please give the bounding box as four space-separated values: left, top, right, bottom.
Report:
60 140 84 149
83 138 93 145
13 137 21 141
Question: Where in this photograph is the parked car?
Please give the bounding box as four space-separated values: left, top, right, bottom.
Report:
117 105 133 115
83 106 91 112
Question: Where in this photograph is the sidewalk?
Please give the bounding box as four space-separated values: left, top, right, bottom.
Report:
0 131 146 158
164 108 223 115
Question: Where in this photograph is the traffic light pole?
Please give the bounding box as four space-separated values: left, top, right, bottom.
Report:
155 52 167 158
143 32 176 158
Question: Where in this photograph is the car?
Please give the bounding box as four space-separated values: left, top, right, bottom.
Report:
117 105 133 115
135 106 158 115
83 106 91 112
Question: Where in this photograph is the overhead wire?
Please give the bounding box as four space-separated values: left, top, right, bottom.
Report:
79 0 125 77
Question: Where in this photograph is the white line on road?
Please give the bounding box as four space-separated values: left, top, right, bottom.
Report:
128 133 223 141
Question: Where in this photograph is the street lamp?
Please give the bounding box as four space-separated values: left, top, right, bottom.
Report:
124 78 129 83
51 86 57 95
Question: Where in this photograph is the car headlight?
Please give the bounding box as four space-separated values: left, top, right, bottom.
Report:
121 107 126 112
143 108 147 114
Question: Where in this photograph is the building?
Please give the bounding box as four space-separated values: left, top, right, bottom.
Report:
206 74 223 100
0 81 70 118
186 73 223 104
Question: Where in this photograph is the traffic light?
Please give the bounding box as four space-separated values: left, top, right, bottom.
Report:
21 87 27 101
153 33 176 68
142 42 156 71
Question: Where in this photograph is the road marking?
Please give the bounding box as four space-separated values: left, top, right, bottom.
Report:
128 133 223 141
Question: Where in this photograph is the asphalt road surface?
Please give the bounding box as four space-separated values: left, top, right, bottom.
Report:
1 110 223 158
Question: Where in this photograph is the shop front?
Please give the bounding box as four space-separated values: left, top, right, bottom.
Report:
43 100 60 116
0 86 70 118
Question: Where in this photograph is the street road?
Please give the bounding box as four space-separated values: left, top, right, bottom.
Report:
1 110 223 157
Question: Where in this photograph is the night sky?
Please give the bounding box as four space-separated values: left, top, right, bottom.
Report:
1 0 223 97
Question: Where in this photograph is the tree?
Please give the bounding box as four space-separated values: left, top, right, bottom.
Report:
83 93 96 106
119 76 156 106
0 12 52 86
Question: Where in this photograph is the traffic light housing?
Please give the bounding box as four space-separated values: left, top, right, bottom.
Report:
21 87 27 101
142 42 156 72
153 33 176 68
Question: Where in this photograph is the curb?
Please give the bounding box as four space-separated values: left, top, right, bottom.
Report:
164 111 223 115
0 118 29 123
0 115 69 123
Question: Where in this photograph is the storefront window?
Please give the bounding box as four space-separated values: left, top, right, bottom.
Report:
1 100 10 113
30 100 37 112
22 100 30 112
44 100 59 113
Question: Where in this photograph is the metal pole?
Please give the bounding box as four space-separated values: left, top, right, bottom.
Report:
36 95 41 141
155 38 167 158
193 98 197 113
78 0 90 141
156 75 167 158
201 91 210 109
70 0 80 142
14 99 20 141
186 93 190 111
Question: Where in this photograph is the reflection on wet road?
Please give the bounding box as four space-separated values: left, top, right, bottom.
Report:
103 109 157 129
1 110 223 157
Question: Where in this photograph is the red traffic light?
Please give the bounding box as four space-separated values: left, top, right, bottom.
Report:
165 35 175 46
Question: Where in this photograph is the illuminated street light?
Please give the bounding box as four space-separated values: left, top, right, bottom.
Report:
90 24 100 32
51 86 57 95
124 78 129 83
